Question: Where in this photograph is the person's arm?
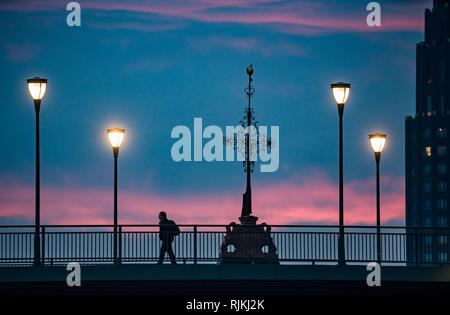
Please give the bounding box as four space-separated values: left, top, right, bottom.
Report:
160 221 169 237
159 221 166 238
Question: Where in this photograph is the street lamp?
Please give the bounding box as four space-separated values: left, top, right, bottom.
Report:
27 77 47 266
107 128 125 264
369 133 387 264
330 82 351 265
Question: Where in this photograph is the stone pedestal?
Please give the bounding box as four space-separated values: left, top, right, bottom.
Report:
218 215 279 264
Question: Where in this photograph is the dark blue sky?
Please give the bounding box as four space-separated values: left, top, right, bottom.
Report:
0 0 431 225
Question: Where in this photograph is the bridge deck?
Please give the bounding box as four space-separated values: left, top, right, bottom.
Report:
1 264 450 294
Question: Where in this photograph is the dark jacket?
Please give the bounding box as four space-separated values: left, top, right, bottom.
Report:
159 218 175 242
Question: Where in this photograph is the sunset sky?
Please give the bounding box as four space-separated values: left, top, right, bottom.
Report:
0 0 431 226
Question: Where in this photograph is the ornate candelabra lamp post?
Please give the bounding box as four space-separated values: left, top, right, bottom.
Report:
219 65 278 264
240 64 257 223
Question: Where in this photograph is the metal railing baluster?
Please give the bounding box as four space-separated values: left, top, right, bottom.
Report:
0 224 448 266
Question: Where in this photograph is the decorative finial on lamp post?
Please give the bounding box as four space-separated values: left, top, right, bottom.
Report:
246 64 253 76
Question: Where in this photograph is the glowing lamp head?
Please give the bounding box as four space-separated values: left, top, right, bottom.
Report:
27 77 47 101
330 82 351 105
107 128 125 148
369 133 387 153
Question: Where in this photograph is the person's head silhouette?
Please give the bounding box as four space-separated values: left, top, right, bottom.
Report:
159 211 167 221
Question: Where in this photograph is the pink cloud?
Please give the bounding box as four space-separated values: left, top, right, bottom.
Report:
0 173 404 226
190 36 308 57
90 20 186 33
0 0 425 34
2 42 40 63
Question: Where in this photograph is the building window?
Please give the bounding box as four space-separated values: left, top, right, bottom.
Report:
424 200 432 210
425 253 432 262
424 165 432 175
438 200 447 209
424 129 432 138
425 235 433 244
437 128 447 138
427 96 432 116
438 146 447 156
424 182 432 192
439 236 448 245
437 163 447 174
438 216 448 226
425 217 433 226
425 146 432 156
442 55 446 80
438 181 447 192
427 60 432 84
439 252 447 262
441 96 445 116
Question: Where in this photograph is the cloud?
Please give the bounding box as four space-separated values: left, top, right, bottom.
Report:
0 172 404 226
123 57 175 73
1 42 40 62
0 0 426 34
190 36 308 57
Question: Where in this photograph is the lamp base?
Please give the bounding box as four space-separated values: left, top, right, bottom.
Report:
218 215 279 264
239 215 258 225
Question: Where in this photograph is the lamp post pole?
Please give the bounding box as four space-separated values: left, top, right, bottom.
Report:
27 77 47 266
223 64 272 227
369 133 386 264
375 151 381 263
107 128 125 265
338 103 345 265
330 82 350 265
34 99 41 266
242 65 254 218
113 147 119 264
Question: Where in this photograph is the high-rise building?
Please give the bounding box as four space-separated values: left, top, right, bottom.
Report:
405 0 450 264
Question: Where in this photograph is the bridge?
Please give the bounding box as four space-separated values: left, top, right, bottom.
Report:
1 224 450 294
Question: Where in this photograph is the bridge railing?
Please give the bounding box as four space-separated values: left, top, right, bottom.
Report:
1 224 449 266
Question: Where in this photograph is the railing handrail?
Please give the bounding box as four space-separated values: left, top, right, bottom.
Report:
0 224 449 230
1 223 449 266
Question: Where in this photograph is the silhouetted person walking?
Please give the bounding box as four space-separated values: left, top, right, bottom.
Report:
157 211 179 264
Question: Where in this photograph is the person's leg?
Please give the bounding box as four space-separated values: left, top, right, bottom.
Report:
158 241 168 264
168 240 176 264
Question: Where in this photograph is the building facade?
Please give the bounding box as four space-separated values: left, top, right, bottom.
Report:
405 0 450 264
